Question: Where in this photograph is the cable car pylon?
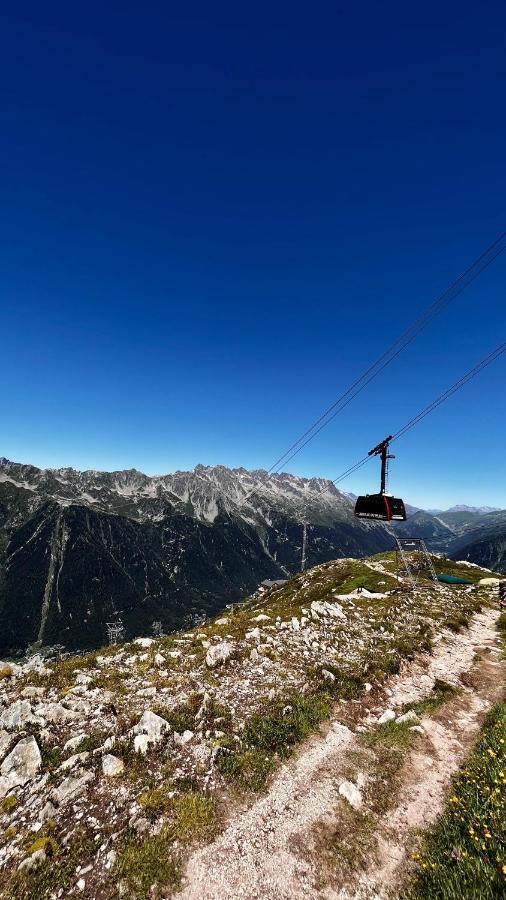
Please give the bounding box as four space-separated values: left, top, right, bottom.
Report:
354 435 407 522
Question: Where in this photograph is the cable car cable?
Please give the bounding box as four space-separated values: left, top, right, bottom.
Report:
258 231 506 481
332 340 506 486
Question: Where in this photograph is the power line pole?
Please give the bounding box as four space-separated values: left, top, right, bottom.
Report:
301 522 308 571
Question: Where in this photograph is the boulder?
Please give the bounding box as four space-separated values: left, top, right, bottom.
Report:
0 700 41 731
321 669 336 683
35 702 77 725
131 710 170 751
245 628 261 643
0 729 11 760
63 734 86 753
0 736 42 798
18 848 47 873
134 638 154 648
39 800 57 823
102 754 124 777
205 642 233 668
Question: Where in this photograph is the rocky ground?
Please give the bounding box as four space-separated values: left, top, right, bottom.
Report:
0 552 502 899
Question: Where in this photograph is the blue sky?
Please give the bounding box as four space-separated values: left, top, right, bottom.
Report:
1 2 505 509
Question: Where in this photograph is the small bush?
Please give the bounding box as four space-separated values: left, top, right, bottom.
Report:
2 794 17 813
0 664 13 680
137 782 173 818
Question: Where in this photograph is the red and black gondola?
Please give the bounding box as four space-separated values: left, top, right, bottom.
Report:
353 435 407 522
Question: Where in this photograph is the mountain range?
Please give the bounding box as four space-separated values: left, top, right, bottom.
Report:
0 458 504 655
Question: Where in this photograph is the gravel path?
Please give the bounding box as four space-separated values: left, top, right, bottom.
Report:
175 607 502 900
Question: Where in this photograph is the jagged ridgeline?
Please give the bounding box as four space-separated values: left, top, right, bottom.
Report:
0 461 392 654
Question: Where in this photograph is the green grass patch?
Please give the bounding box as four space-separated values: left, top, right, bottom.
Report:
411 679 459 717
113 828 180 899
362 719 415 752
403 701 506 899
243 691 332 755
171 792 217 842
1 794 17 813
216 691 332 792
216 746 275 791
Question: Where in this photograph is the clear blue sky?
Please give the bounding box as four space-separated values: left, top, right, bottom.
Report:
1 2 505 509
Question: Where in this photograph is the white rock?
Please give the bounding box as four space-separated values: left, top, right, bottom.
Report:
245 628 261 643
136 687 157 698
251 614 271 622
77 878 86 891
58 752 89 773
205 642 233 668
378 709 396 725
39 800 57 823
249 648 259 663
339 780 362 809
102 754 124 776
173 730 194 746
291 617 300 631
322 669 336 682
104 849 117 870
36 702 76 725
0 729 11 760
214 617 229 625
0 700 41 731
103 736 116 751
131 710 170 751
409 725 425 734
18 848 46 872
0 736 42 798
133 734 150 755
50 770 94 806
397 710 420 725
63 734 86 753
134 638 154 648
154 653 166 667
168 650 182 659
20 686 45 699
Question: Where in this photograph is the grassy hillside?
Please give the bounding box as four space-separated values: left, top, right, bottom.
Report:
0 553 496 899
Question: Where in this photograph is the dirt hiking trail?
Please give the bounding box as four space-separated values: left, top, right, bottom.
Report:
175 608 504 900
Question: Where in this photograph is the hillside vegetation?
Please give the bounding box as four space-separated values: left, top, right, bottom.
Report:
0 553 498 899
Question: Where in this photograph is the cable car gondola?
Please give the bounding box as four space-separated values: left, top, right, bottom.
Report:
354 436 406 522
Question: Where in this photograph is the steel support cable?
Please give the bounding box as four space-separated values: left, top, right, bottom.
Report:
332 340 506 486
240 234 505 506
267 233 506 476
391 342 506 443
